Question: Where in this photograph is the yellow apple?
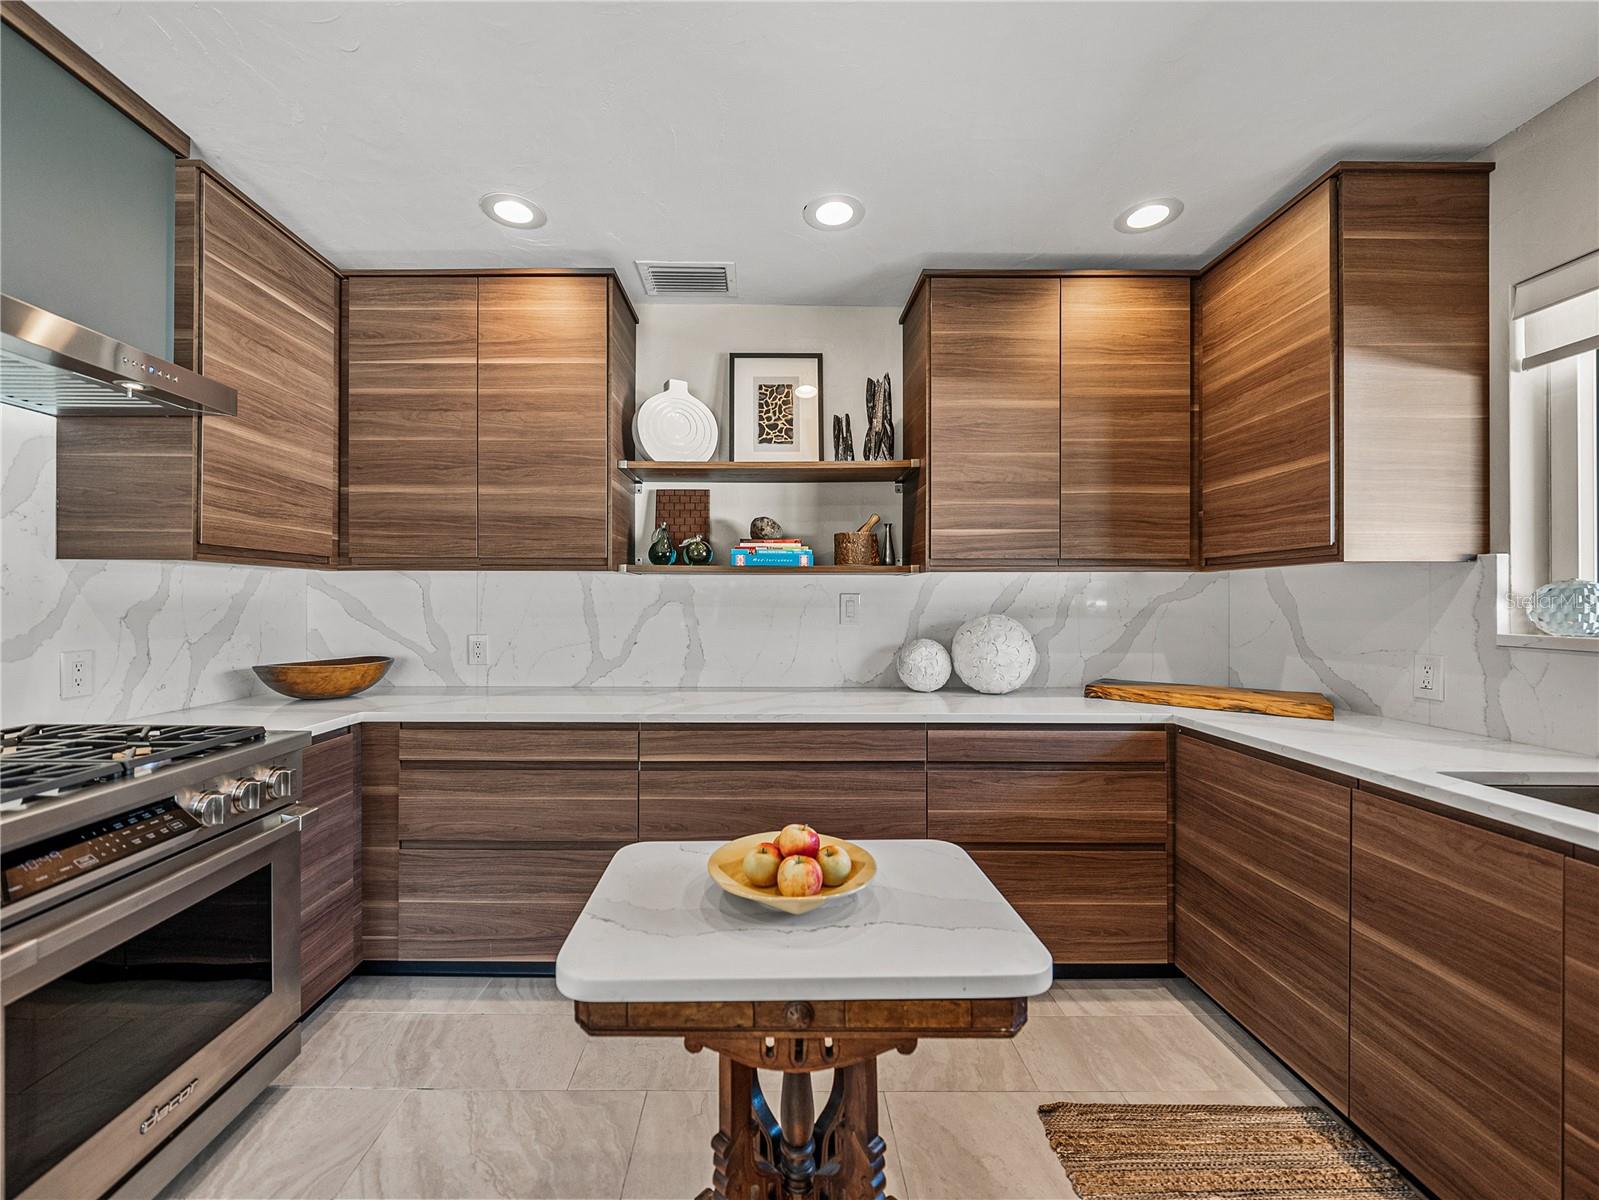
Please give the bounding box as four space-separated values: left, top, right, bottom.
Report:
817 843 852 887
742 842 782 887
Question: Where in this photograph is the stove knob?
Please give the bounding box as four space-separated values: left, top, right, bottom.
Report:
262 767 296 800
226 778 264 813
186 792 227 827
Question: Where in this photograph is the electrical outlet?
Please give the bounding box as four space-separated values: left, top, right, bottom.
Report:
1413 653 1444 701
839 593 861 626
468 635 489 666
59 650 92 699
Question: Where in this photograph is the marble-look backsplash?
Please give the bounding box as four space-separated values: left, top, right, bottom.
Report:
5 406 1595 753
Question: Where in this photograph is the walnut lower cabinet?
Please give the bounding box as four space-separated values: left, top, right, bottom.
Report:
1174 735 1351 1110
1568 857 1599 1200
299 727 362 1012
1349 790 1565 1200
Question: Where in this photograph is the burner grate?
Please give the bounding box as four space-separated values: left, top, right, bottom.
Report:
0 723 267 804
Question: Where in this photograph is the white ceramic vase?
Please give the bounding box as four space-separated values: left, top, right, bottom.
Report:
895 638 952 692
950 614 1038 694
633 379 718 462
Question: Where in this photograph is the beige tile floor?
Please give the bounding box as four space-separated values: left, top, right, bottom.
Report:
160 974 1329 1200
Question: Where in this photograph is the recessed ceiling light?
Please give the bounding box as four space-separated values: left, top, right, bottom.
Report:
804 194 865 231
480 191 548 229
1115 198 1182 233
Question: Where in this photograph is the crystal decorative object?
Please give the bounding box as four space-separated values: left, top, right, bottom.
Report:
1526 579 1599 637
950 614 1038 694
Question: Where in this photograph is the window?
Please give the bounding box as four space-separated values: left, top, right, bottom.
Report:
1509 251 1599 641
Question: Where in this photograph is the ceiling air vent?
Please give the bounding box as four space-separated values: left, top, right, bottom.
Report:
635 261 737 298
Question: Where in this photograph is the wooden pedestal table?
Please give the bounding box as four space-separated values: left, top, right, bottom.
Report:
557 840 1053 1200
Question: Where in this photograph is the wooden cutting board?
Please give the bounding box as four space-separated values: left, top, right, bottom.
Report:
1083 678 1335 720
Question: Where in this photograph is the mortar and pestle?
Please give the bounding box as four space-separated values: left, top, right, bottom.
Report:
834 513 883 566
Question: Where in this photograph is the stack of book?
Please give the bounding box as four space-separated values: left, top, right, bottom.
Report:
729 538 814 567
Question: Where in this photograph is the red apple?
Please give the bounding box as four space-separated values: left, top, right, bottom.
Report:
817 843 852 887
741 842 782 887
776 823 821 859
775 855 823 897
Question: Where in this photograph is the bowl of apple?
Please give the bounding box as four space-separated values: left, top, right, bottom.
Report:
707 823 876 914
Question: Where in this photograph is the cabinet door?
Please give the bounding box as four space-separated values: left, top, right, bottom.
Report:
1350 791 1563 1200
1567 857 1599 1200
299 728 361 1012
1197 180 1337 565
345 277 479 560
928 278 1061 563
477 276 611 563
1060 276 1191 564
1174 736 1350 1109
193 175 339 559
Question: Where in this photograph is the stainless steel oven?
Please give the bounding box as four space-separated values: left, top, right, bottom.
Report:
0 724 310 1200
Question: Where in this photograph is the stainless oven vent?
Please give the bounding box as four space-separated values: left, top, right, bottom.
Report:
635 260 737 297
1 294 237 417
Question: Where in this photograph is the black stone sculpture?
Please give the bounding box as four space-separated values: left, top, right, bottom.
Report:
863 373 894 460
833 413 855 461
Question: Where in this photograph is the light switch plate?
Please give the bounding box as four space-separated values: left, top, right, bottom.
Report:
839 593 861 626
1412 653 1444 701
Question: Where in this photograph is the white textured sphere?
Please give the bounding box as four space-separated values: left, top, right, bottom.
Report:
895 638 952 692
951 614 1038 694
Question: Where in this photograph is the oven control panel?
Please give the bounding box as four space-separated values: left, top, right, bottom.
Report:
1 799 200 905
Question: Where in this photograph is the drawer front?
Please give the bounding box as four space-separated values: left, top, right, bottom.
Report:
399 765 638 844
969 848 1168 963
398 848 612 960
639 764 926 840
400 724 638 763
928 726 1166 764
929 767 1167 844
640 725 926 762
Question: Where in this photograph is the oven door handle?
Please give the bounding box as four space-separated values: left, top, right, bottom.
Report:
1 806 313 979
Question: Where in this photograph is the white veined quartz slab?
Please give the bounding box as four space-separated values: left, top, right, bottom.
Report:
556 840 1054 1003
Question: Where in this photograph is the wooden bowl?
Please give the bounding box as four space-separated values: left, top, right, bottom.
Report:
252 655 393 700
707 831 876 914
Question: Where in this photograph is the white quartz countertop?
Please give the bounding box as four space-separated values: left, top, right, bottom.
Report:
154 686 1599 850
554 840 1055 1002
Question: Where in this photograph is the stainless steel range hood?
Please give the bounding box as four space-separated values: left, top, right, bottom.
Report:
0 294 237 416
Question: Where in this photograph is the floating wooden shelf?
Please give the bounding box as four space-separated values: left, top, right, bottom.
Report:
620 564 921 575
619 459 920 484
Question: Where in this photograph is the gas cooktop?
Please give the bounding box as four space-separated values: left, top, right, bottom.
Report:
0 723 267 805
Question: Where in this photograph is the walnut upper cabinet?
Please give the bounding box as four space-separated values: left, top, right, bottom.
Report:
901 273 1190 569
1197 164 1490 567
341 271 637 568
904 276 1063 566
344 276 480 561
57 161 341 563
1060 276 1191 566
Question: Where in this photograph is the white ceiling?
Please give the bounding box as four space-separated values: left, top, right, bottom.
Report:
38 2 1599 306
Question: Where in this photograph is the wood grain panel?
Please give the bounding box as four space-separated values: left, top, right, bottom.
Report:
1198 180 1336 565
1569 857 1599 1200
399 766 638 844
398 848 611 960
639 764 926 840
193 173 339 559
344 276 479 560
399 724 638 763
902 284 931 567
1174 736 1351 1108
928 278 1061 562
477 275 610 562
929 767 1167 844
640 724 925 763
969 849 1168 963
926 727 1165 764
360 723 399 960
301 879 359 1012
1339 170 1489 561
1350 790 1563 1200
607 278 638 570
1060 276 1191 564
56 417 197 559
300 728 360 1011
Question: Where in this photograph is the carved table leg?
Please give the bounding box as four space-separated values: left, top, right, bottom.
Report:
707 1052 775 1200
777 1070 819 1194
814 1057 887 1200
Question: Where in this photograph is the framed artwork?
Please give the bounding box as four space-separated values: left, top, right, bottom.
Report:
729 353 823 462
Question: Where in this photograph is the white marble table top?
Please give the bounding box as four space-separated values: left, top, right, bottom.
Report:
555 840 1055 1003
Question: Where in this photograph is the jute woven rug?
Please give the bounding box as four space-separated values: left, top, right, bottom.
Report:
1037 1102 1419 1199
